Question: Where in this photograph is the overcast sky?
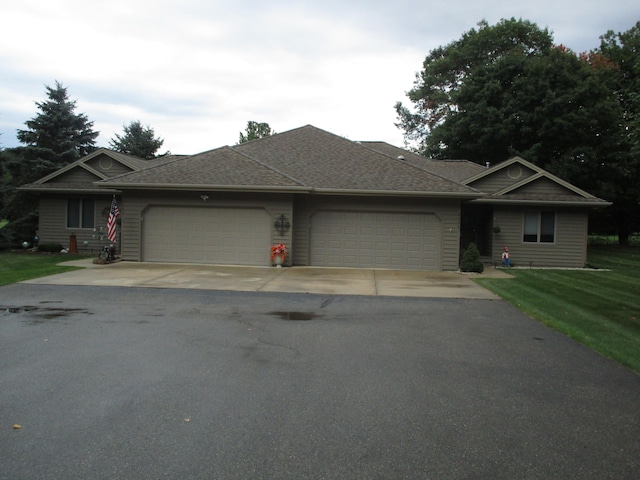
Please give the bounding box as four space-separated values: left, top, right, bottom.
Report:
1 0 638 155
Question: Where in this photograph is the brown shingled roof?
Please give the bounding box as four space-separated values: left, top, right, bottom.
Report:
359 141 486 182
102 125 480 197
103 146 303 189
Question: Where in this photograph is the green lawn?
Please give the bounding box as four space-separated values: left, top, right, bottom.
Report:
0 252 90 286
476 245 640 373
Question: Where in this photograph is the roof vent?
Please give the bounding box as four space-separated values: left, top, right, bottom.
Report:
398 155 405 161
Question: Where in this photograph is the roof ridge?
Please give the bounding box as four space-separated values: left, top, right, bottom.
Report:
228 145 306 186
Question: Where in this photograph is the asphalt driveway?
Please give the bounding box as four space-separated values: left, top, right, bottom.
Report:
1 283 639 479
21 259 508 298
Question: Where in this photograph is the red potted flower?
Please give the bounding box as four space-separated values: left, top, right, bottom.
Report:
270 243 287 267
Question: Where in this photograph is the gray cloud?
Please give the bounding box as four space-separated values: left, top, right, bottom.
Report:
1 0 638 154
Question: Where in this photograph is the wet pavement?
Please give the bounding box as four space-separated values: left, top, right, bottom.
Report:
21 259 510 299
1 284 639 479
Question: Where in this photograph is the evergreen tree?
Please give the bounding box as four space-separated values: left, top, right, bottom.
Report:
109 120 165 159
0 81 98 244
17 81 98 163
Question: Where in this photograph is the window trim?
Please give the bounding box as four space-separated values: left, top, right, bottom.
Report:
523 210 555 244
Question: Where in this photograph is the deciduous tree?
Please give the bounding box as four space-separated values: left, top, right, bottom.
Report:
395 18 632 242
238 121 275 144
590 22 640 244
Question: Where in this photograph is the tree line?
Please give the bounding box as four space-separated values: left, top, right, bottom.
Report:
1 18 638 245
396 18 640 244
0 80 276 246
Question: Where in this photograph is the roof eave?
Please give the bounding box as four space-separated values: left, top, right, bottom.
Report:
310 188 482 198
470 198 611 207
97 183 311 193
97 182 482 198
18 185 120 194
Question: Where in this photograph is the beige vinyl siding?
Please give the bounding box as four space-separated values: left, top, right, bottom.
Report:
54 168 101 183
86 155 134 176
37 196 114 254
121 191 292 263
491 206 588 267
468 165 537 193
514 177 578 196
292 196 461 271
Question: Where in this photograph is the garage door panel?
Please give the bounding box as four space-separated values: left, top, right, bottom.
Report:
143 206 271 265
310 210 441 270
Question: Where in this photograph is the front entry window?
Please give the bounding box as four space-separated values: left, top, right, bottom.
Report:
523 211 555 243
67 198 95 228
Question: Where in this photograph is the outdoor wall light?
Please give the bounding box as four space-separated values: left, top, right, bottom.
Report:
274 214 290 235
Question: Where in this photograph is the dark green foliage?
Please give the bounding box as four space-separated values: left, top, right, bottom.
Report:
109 120 166 159
593 22 640 245
396 18 553 154
396 18 638 244
1 211 39 248
16 81 98 160
36 242 65 253
0 81 99 243
238 121 275 144
460 242 484 273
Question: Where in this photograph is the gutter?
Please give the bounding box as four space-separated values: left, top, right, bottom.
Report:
470 198 612 207
96 182 483 199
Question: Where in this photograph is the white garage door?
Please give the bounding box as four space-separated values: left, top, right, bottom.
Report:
142 206 271 265
310 211 441 270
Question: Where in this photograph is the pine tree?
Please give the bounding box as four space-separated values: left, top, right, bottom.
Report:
0 81 99 243
17 81 99 164
109 120 165 159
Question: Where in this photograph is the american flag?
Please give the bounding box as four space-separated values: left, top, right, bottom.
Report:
107 196 120 243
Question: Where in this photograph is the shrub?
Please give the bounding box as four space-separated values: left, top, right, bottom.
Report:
460 242 484 273
36 242 65 253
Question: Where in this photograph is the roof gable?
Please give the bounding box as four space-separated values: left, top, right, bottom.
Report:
23 149 141 185
54 167 104 183
465 157 609 206
19 149 180 193
465 161 538 193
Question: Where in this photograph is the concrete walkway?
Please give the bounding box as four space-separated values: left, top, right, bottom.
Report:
21 259 511 299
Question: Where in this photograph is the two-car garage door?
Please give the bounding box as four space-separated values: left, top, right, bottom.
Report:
141 206 442 270
142 206 271 265
309 211 441 270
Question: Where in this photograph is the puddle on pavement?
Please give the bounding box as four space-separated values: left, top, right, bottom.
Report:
2 305 91 323
269 311 321 321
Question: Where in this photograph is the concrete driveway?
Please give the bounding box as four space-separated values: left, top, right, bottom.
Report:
21 259 508 298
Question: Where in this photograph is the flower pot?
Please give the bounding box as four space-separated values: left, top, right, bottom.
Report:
274 255 284 267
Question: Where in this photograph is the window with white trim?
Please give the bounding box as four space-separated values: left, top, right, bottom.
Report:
523 211 555 243
67 198 95 228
